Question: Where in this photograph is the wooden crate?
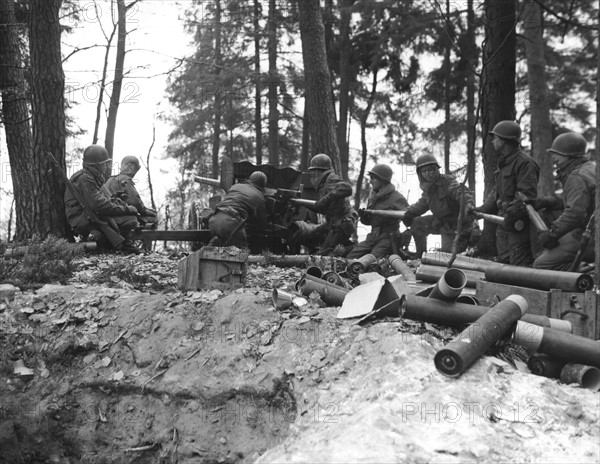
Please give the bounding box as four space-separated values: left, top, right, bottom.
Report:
178 246 248 291
476 280 599 340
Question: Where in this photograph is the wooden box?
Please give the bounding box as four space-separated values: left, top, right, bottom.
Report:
178 246 248 291
476 280 599 340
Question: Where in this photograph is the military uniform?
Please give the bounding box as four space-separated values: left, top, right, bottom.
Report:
310 169 358 254
208 182 267 248
405 174 475 256
103 173 157 227
479 147 539 265
347 183 408 259
533 159 595 270
65 169 138 239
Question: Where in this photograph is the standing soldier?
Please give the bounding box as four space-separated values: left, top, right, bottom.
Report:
402 153 475 258
65 145 141 254
347 164 408 259
531 132 595 270
208 171 268 249
473 121 539 266
306 154 358 255
103 156 158 227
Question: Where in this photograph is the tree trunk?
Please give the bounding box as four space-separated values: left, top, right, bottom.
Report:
595 1 599 287
353 70 378 210
253 0 262 165
443 0 451 173
267 0 279 165
28 0 69 238
0 0 35 240
300 94 310 171
104 0 126 167
297 0 340 173
523 0 553 196
337 0 354 180
93 19 117 144
466 0 476 197
211 0 222 178
478 0 516 255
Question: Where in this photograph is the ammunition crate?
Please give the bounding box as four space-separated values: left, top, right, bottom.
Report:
178 246 248 291
476 281 599 340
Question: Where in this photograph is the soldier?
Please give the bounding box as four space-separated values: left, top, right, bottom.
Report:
347 164 408 259
65 145 141 254
402 153 475 258
103 156 158 228
531 132 595 270
473 121 539 265
208 171 268 249
306 153 358 255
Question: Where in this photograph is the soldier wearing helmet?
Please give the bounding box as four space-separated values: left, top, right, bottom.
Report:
401 153 475 258
346 164 408 259
473 120 539 266
530 132 595 270
305 153 358 255
64 145 141 254
208 170 267 248
103 156 158 229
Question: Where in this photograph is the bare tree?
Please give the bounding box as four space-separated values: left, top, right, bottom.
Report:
267 0 279 165
253 0 262 165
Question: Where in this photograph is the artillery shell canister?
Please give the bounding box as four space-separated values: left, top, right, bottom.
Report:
560 363 600 392
298 275 348 307
402 295 571 333
527 353 567 379
416 264 484 289
388 254 416 281
434 295 528 377
347 254 377 274
428 268 467 301
421 252 494 273
321 271 344 287
512 322 600 368
485 264 594 292
305 266 323 279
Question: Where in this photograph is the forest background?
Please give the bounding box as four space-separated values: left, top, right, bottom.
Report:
0 0 598 270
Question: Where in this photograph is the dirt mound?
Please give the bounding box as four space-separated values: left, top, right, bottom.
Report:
0 251 598 463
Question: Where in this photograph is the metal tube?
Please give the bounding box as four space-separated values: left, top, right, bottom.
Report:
512 321 600 368
560 364 600 391
416 264 484 288
527 354 566 379
434 295 529 377
428 268 467 301
290 198 316 208
363 209 406 220
347 254 377 274
366 263 383 273
485 264 594 292
321 271 344 287
476 212 525 231
516 191 549 233
272 288 294 310
306 266 323 279
402 295 572 332
194 175 222 189
388 254 416 281
298 275 348 306
421 252 494 273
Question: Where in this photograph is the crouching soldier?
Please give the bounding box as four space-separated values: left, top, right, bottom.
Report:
208 171 268 249
103 156 158 228
403 153 475 258
347 164 408 259
65 145 141 254
306 154 358 255
531 132 595 271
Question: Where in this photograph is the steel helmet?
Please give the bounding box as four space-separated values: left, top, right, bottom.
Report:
368 164 393 182
548 132 587 158
248 171 268 188
121 155 140 170
308 153 333 171
83 145 111 165
416 153 440 170
489 121 521 142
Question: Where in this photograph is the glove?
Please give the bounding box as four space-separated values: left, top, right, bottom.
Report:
539 230 559 250
358 208 371 223
524 196 557 210
402 211 415 228
126 205 139 215
505 203 526 221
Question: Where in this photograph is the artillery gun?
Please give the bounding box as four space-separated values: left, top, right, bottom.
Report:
191 158 319 254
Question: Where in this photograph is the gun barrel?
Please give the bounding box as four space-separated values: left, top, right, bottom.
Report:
364 209 406 219
194 176 222 189
291 198 316 208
